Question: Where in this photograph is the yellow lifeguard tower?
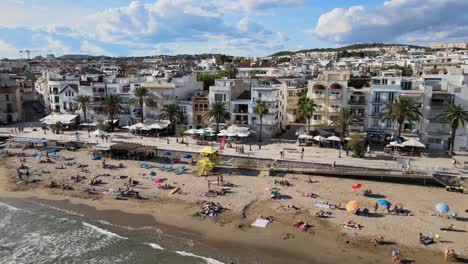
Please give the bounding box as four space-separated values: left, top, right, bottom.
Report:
197 146 219 176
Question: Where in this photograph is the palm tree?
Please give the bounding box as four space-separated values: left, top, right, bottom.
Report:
297 97 317 135
332 107 353 142
253 99 268 142
74 95 91 123
128 87 149 123
381 97 421 138
437 104 468 154
205 102 230 133
103 94 121 131
159 104 183 135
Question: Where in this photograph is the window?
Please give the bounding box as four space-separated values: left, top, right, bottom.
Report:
331 105 340 111
214 94 225 102
330 90 340 96
373 92 381 102
428 138 442 144
372 118 379 127
314 90 323 95
372 79 381 85
5 95 9 101
197 115 202 123
258 93 262 98
6 103 12 113
313 114 322 121
382 79 388 85
454 87 461 93
386 120 393 128
372 104 380 114
388 92 395 103
179 106 187 113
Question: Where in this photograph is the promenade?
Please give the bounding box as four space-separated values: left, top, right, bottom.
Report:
2 126 466 175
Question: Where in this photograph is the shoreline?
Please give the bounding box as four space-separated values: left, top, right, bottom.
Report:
1 148 466 263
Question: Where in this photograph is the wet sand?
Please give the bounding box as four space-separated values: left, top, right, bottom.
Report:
1 148 467 263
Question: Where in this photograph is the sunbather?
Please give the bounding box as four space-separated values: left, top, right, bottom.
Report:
440 224 455 231
303 192 319 198
444 247 457 262
418 233 434 245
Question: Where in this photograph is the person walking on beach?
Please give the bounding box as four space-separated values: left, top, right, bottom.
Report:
374 202 379 212
332 161 336 168
208 180 211 190
301 147 304 155
300 153 304 161
452 158 457 168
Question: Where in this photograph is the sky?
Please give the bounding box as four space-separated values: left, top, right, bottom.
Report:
0 0 467 58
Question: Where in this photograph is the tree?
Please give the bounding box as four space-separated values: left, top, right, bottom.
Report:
437 104 468 154
253 99 268 142
74 95 91 123
159 104 183 135
128 87 149 123
331 107 353 142
297 97 317 134
197 72 229 90
381 97 421 138
205 102 230 133
103 94 121 131
222 65 238 79
348 133 366 158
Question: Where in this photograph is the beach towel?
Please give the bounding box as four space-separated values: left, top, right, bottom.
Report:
251 218 270 228
315 202 332 209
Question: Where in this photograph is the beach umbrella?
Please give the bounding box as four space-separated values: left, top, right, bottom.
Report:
161 151 171 156
346 200 359 212
351 183 362 190
327 135 341 141
377 199 391 207
149 171 157 176
181 154 192 159
435 202 450 214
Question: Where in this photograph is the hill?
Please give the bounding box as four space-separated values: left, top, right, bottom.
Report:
58 54 96 60
270 43 428 57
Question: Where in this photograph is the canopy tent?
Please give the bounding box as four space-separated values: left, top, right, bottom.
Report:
313 135 328 142
40 114 78 125
129 120 170 131
184 129 198 135
388 141 404 147
327 135 341 141
92 129 109 136
402 138 425 148
298 134 313 139
93 143 115 151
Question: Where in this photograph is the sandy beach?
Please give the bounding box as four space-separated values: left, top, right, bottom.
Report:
1 147 467 263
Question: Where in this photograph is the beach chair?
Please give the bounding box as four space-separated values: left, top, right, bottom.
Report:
159 164 168 170
165 165 174 171
175 166 186 175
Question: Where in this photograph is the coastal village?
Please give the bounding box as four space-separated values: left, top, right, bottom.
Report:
1 43 468 263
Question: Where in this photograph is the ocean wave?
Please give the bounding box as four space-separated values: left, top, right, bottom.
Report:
145 243 164 250
0 201 22 211
35 202 85 217
82 222 128 240
175 251 224 264
97 219 137 231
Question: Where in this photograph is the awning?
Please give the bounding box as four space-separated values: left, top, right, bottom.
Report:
402 138 425 148
40 114 78 125
92 129 109 136
313 135 328 142
327 135 341 141
8 137 49 144
298 134 313 139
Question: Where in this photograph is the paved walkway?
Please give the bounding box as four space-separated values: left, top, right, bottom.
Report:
0 126 464 174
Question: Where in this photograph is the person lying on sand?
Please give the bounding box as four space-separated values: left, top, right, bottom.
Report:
440 224 455 231
55 164 66 169
258 215 274 223
46 180 58 188
303 192 319 198
343 220 361 229
444 247 457 262
371 236 385 246
315 210 332 218
283 204 299 210
158 184 173 190
118 163 124 168
89 177 102 186
306 177 318 183
61 184 73 191
293 220 311 231
418 233 434 245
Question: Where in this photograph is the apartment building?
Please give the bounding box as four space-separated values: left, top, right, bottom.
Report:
0 75 22 124
347 76 371 132
367 70 423 143
251 78 288 137
281 78 308 123
307 70 350 129
192 96 209 129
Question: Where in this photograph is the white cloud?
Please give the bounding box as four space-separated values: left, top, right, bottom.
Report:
45 37 73 55
310 0 468 44
80 41 113 56
0 40 18 58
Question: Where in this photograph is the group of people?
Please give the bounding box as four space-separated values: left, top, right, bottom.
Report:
274 179 292 187
235 145 245 154
199 202 224 217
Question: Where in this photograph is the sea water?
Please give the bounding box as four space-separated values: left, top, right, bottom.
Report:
0 199 225 264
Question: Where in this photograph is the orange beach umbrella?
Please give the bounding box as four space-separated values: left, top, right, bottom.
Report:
346 200 359 212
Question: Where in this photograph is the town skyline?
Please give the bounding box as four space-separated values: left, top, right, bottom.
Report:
1 0 467 58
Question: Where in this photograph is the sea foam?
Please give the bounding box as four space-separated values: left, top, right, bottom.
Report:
175 251 224 264
82 222 128 240
145 243 164 250
0 201 21 211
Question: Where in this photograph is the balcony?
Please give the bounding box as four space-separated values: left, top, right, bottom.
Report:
329 107 340 113
370 111 382 116
329 94 342 100
312 93 325 99
348 100 367 106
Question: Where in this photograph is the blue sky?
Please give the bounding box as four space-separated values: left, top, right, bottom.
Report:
0 0 467 58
